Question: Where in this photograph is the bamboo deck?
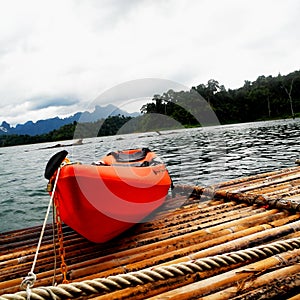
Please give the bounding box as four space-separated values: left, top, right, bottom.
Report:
1 166 300 299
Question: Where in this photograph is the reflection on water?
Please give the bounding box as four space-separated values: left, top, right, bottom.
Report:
1 118 300 232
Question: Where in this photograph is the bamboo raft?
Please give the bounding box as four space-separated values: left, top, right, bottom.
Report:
1 166 300 299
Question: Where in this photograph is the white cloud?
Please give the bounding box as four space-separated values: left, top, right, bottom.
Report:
0 0 299 125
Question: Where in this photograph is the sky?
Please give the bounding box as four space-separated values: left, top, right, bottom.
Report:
0 0 299 126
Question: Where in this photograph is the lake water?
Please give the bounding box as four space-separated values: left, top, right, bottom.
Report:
1 118 300 233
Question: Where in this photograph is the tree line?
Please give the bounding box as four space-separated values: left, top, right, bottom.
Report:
141 70 300 124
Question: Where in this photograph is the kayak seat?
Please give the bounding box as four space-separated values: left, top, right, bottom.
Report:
109 148 151 162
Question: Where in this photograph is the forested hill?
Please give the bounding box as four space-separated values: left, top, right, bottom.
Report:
141 70 300 124
0 116 132 147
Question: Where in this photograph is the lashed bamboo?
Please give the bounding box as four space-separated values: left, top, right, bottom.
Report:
215 190 300 212
153 217 300 268
0 207 282 294
288 294 300 300
201 264 300 300
72 211 292 279
1 206 300 295
244 180 300 196
145 248 300 300
214 166 300 189
3 235 300 300
86 241 300 300
0 203 250 264
178 165 300 202
225 172 300 194
215 166 300 191
2 166 300 299
176 166 300 198
263 183 300 197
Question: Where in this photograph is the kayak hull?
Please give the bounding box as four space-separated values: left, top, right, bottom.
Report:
50 149 171 243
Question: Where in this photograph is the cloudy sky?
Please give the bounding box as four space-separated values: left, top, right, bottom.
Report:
0 0 299 126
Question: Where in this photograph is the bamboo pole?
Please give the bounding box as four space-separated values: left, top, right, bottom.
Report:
0 209 287 294
151 217 300 269
214 190 300 212
1 211 286 276
246 180 300 196
176 179 300 202
214 166 300 191
222 172 300 194
140 201 242 229
72 212 294 278
264 183 300 197
288 294 300 300
145 248 300 300
3 234 300 300
177 167 300 198
202 263 300 300
0 224 75 249
132 206 261 245
91 246 300 300
91 264 236 300
71 212 298 281
128 203 248 242
68 210 286 281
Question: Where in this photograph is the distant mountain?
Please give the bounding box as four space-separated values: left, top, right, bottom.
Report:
0 104 140 136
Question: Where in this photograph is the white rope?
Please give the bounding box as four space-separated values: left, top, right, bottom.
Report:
21 168 61 299
52 197 58 286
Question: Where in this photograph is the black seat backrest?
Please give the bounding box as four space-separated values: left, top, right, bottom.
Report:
110 148 151 162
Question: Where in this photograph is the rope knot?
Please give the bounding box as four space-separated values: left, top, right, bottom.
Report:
21 271 37 290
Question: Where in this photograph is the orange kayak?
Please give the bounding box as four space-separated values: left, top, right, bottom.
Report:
45 148 172 243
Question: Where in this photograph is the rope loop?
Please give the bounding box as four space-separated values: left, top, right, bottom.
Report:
20 272 37 300
20 272 37 290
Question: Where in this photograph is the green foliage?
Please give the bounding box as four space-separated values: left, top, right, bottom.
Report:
141 70 300 125
74 116 132 138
